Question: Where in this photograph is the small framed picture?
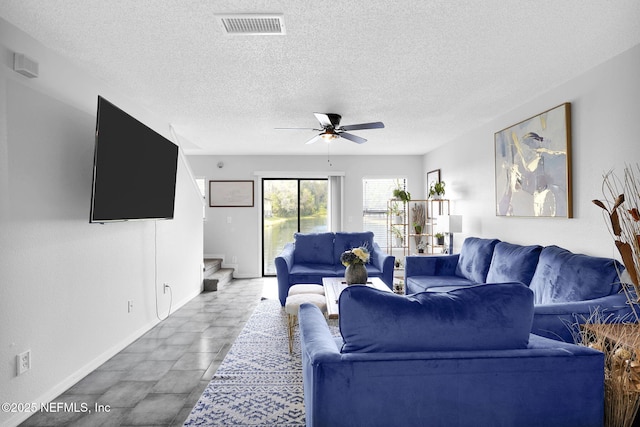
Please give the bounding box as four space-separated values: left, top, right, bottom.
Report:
209 180 254 207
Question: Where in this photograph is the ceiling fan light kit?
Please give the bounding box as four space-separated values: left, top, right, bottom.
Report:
278 112 384 145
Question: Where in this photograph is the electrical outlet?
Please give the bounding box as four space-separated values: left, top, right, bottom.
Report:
127 300 133 313
16 350 31 375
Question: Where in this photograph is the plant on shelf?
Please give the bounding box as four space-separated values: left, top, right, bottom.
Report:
435 232 445 245
392 181 411 203
390 201 403 224
391 226 404 247
429 181 446 199
417 240 427 254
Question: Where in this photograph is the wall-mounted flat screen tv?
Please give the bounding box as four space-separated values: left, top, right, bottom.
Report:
90 96 178 223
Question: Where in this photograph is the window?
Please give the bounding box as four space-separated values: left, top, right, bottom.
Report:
262 179 329 275
362 178 406 249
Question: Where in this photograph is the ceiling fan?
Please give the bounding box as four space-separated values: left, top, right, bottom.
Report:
276 113 384 145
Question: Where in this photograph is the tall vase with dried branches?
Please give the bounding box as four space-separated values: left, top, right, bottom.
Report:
577 318 640 427
411 203 426 248
593 164 640 314
589 163 640 427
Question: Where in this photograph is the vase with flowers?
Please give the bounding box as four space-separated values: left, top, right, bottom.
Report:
340 245 370 285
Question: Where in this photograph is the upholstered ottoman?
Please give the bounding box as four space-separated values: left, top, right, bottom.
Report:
288 284 325 296
285 288 326 353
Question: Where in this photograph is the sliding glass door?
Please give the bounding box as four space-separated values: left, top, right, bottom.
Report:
262 179 328 275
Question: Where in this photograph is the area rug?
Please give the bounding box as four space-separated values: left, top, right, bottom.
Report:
183 298 337 426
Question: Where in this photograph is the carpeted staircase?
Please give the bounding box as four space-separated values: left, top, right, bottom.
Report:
203 258 234 291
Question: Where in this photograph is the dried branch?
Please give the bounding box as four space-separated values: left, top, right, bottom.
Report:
594 165 640 296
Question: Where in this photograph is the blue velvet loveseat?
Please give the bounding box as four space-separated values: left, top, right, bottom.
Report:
275 231 394 305
405 237 631 342
299 283 604 427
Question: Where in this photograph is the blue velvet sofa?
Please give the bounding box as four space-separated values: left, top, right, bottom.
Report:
299 284 604 427
275 231 394 305
405 237 631 342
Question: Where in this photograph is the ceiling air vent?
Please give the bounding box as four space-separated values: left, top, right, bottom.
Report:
217 14 285 35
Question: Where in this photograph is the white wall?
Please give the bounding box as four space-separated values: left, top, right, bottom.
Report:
424 43 640 257
0 19 203 426
187 155 424 277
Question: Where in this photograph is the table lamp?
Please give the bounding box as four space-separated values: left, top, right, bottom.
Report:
435 215 463 254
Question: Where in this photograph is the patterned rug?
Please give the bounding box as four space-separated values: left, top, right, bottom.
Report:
184 298 337 426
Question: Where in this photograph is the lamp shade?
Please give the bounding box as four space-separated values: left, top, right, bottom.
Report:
435 215 462 233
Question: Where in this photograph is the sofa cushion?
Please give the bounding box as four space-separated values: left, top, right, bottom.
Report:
486 242 543 286
294 232 335 265
333 232 375 265
529 245 623 304
339 282 533 353
455 237 500 283
406 275 475 293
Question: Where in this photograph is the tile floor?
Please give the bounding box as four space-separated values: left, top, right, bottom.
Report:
20 277 277 427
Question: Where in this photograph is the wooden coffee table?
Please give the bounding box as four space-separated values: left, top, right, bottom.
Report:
322 276 392 319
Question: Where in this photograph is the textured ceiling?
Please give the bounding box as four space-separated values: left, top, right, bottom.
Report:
1 1 640 156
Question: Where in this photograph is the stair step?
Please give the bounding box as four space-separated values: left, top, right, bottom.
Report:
203 267 234 292
204 258 222 275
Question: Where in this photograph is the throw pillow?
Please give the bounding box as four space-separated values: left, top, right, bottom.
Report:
486 242 543 286
334 232 375 265
293 232 335 265
454 237 500 283
529 245 623 304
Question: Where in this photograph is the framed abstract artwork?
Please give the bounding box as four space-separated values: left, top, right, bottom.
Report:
209 180 254 207
494 103 572 218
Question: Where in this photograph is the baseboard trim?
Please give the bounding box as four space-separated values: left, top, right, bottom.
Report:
6 288 202 427
232 272 261 279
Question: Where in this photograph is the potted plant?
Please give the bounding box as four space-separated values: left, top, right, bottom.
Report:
390 202 403 224
392 187 411 203
435 232 445 246
429 181 446 199
392 226 404 247
417 240 427 254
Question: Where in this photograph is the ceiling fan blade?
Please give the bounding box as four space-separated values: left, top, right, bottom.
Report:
313 113 333 128
313 113 342 128
340 121 385 131
305 135 323 145
339 132 367 144
275 127 319 130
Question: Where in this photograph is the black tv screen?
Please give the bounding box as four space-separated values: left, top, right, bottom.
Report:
90 96 178 223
